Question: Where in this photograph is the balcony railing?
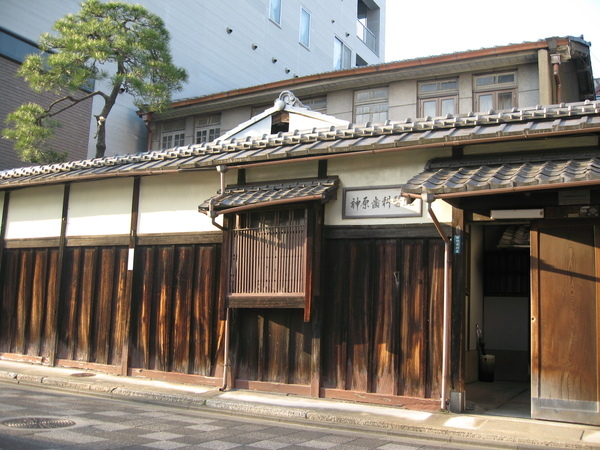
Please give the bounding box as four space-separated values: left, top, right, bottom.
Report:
356 20 378 55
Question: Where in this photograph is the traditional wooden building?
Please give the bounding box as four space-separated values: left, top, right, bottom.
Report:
1 92 600 425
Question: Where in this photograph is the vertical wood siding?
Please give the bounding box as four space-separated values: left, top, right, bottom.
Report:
0 248 58 356
56 246 129 365
129 244 222 376
0 237 443 400
321 238 444 398
232 237 445 399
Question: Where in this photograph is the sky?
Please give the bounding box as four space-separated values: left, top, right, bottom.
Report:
385 0 600 78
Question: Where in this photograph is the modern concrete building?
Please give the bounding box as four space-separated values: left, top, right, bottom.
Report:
0 0 386 166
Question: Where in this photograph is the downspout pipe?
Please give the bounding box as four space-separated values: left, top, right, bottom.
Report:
422 193 451 411
208 165 228 231
220 307 231 391
551 53 562 103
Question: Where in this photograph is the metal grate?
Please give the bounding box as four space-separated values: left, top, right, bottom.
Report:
2 418 76 429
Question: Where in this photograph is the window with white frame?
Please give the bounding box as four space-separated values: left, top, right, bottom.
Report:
333 37 351 70
299 7 311 48
161 119 186 149
302 96 327 113
418 79 458 118
474 72 517 112
195 114 221 144
269 0 282 25
354 87 388 124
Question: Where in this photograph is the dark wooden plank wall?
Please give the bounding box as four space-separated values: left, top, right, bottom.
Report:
232 237 444 399
56 246 129 365
0 248 59 357
234 308 312 385
129 244 222 376
0 238 443 400
320 238 445 399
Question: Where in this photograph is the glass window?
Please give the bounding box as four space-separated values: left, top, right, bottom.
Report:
195 114 221 144
161 120 186 149
299 7 310 47
418 79 458 117
478 94 494 113
354 87 388 124
473 72 517 112
333 37 351 70
269 0 282 25
161 133 185 149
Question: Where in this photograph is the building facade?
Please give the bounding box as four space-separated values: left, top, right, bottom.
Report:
0 37 598 427
0 0 385 164
148 36 594 152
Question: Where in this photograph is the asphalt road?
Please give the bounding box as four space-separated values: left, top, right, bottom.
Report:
0 383 491 449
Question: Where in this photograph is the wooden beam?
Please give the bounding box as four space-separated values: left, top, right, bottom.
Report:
120 177 140 376
49 184 70 366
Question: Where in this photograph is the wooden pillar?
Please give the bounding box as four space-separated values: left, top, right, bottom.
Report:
49 184 70 366
450 207 466 394
120 177 140 375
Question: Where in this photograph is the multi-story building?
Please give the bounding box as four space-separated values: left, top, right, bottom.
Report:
148 36 594 151
0 0 385 167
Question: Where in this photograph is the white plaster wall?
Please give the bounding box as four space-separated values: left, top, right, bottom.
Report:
458 73 474 114
326 148 453 226
246 161 319 183
388 80 417 121
222 108 254 137
6 185 64 239
138 172 221 234
66 178 133 236
517 63 540 108
326 90 354 122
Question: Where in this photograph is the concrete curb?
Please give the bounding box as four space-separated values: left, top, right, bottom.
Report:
0 367 597 449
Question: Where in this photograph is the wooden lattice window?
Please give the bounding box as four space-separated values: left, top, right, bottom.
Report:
226 208 313 310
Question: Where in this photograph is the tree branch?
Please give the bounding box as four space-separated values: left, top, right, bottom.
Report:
44 90 107 118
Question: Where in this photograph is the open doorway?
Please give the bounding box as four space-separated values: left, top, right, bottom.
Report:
466 223 531 418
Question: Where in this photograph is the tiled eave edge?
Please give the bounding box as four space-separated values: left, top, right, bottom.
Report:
1 101 600 188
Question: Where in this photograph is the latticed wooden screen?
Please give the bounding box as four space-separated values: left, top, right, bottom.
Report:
230 224 306 295
227 208 308 306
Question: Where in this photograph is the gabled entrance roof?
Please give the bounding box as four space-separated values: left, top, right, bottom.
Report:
199 177 339 216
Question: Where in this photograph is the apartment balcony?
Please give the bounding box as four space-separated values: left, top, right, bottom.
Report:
356 20 378 55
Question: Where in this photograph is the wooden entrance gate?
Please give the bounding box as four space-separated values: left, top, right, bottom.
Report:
531 220 600 425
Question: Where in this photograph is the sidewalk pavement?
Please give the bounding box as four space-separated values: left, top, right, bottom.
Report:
0 360 598 449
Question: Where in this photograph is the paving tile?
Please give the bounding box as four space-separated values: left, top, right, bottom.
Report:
248 439 291 449
140 431 185 441
187 423 225 432
197 440 241 449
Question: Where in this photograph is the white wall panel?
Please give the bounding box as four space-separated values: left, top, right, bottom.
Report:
246 161 319 184
6 185 64 239
67 178 134 236
138 172 220 234
326 148 452 225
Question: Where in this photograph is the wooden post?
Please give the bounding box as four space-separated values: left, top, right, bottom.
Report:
0 191 9 346
120 177 140 376
49 184 70 366
311 297 321 397
450 207 466 395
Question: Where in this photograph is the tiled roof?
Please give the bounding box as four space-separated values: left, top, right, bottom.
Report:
199 178 339 213
401 152 600 198
1 101 600 188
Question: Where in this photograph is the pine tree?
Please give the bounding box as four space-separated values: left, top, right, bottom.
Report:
3 0 188 163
